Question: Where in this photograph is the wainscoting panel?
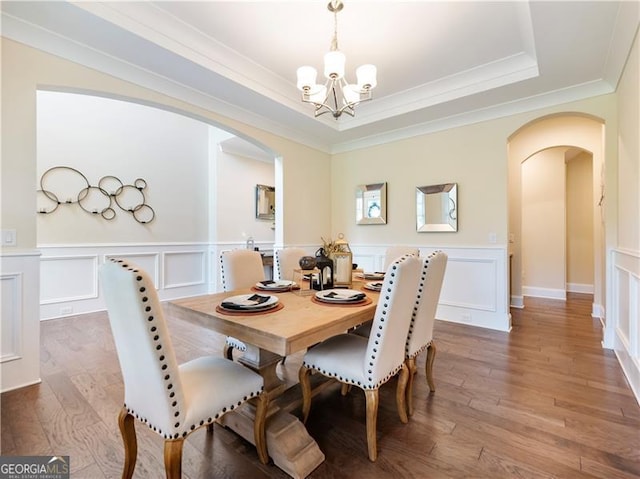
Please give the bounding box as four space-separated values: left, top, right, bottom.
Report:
163 250 206 289
1 273 22 362
40 255 98 304
609 248 640 404
39 243 209 320
352 244 511 331
1 251 41 392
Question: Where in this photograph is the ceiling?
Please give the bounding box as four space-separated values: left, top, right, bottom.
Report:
2 1 637 153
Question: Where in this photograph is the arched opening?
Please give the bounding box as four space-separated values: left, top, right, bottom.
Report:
508 113 605 324
520 146 594 300
35 88 282 318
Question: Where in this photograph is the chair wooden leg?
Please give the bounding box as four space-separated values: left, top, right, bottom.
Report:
405 357 418 416
425 341 437 392
254 393 270 464
364 389 379 462
118 407 137 479
299 366 312 423
163 438 184 479
206 423 214 433
396 363 409 424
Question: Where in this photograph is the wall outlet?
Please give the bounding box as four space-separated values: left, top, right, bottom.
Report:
1 229 16 246
60 306 73 315
461 313 472 322
488 232 497 244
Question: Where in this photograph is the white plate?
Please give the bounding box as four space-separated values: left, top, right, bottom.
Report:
315 289 367 304
255 280 296 291
357 272 385 280
220 294 279 311
363 281 384 291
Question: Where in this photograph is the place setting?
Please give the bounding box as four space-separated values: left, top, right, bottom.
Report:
216 293 283 315
356 271 386 281
311 288 372 307
363 281 384 292
253 279 298 292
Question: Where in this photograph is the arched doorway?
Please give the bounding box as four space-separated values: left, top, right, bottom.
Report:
508 113 605 323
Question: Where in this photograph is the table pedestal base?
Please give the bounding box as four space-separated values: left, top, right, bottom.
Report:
222 345 324 478
219 404 325 479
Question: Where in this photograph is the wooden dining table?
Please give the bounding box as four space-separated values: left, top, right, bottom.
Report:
167 280 379 479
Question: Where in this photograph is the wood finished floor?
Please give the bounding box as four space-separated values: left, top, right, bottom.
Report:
2 293 640 478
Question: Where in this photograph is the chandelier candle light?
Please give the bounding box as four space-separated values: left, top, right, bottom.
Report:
296 0 377 119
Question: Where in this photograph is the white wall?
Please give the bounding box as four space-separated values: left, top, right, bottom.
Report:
522 148 566 299
36 91 211 244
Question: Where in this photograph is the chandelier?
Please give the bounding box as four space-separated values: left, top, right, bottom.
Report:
296 0 377 119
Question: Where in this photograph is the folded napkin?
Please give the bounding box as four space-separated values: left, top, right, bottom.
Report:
259 280 275 286
221 294 270 309
323 292 366 301
371 282 383 288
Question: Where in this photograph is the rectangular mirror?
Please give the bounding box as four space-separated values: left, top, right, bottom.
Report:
256 184 275 220
416 183 457 232
356 182 387 224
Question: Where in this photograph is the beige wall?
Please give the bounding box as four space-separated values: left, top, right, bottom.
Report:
566 152 594 289
610 22 640 399
332 120 508 246
1 38 332 253
616 27 640 253
522 148 566 294
215 148 275 244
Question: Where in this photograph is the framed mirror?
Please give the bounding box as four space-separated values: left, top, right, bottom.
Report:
256 184 275 220
356 182 387 224
416 183 457 232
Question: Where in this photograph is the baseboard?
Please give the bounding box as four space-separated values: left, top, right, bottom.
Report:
522 286 566 300
567 282 594 294
510 295 524 308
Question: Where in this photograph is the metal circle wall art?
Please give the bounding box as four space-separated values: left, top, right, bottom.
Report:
37 166 155 224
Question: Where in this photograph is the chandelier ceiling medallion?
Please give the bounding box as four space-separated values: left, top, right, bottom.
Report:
296 0 377 119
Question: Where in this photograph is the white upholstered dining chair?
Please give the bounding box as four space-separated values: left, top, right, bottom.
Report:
405 251 447 415
275 247 307 282
298 254 422 461
100 258 269 479
383 245 420 270
220 249 266 360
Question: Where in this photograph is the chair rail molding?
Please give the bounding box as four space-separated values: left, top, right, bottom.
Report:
38 243 210 320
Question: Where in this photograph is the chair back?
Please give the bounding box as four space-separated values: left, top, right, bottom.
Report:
406 251 448 358
275 247 307 281
383 245 420 270
365 255 422 386
100 259 185 437
220 249 265 291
